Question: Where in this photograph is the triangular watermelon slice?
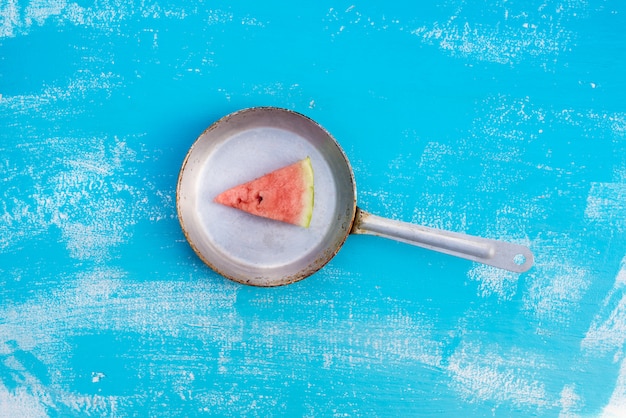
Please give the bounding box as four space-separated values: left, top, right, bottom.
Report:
214 157 314 228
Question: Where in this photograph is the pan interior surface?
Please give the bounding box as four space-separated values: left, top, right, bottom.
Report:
177 108 356 286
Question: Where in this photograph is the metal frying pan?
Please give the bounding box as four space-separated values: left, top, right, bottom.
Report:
176 107 534 286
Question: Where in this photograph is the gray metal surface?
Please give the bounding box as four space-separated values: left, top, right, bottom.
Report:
351 208 534 273
177 107 356 286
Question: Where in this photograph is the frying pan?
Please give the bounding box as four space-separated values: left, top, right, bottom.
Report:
176 107 534 286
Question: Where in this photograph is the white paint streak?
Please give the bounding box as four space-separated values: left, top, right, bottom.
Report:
585 183 626 232
447 341 550 409
559 384 584 417
23 0 67 27
0 132 164 261
0 380 119 417
0 267 239 413
1 0 86 38
0 385 48 418
412 18 569 66
0 71 121 119
0 0 19 38
0 266 445 413
0 0 266 39
46 139 142 260
602 358 626 417
470 95 546 161
0 66 172 261
324 2 582 68
467 264 519 300
581 257 626 360
524 253 590 325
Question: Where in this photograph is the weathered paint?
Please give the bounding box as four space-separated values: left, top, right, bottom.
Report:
1 0 625 416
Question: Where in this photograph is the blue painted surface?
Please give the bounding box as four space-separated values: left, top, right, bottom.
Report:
1 1 625 416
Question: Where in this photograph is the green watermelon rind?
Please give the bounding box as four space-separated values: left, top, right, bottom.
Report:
299 157 315 228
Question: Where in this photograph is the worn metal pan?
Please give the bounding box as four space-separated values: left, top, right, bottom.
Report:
176 107 534 286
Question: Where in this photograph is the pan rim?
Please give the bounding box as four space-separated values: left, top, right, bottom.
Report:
176 106 357 286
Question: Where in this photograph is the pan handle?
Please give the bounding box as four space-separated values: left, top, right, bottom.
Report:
350 208 533 273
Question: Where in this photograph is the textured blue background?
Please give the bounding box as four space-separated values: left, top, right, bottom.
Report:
1 1 625 416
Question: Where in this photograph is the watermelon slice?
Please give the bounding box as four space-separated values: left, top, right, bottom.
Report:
214 157 314 228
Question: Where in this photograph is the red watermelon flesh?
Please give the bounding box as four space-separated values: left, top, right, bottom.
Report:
214 157 314 227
